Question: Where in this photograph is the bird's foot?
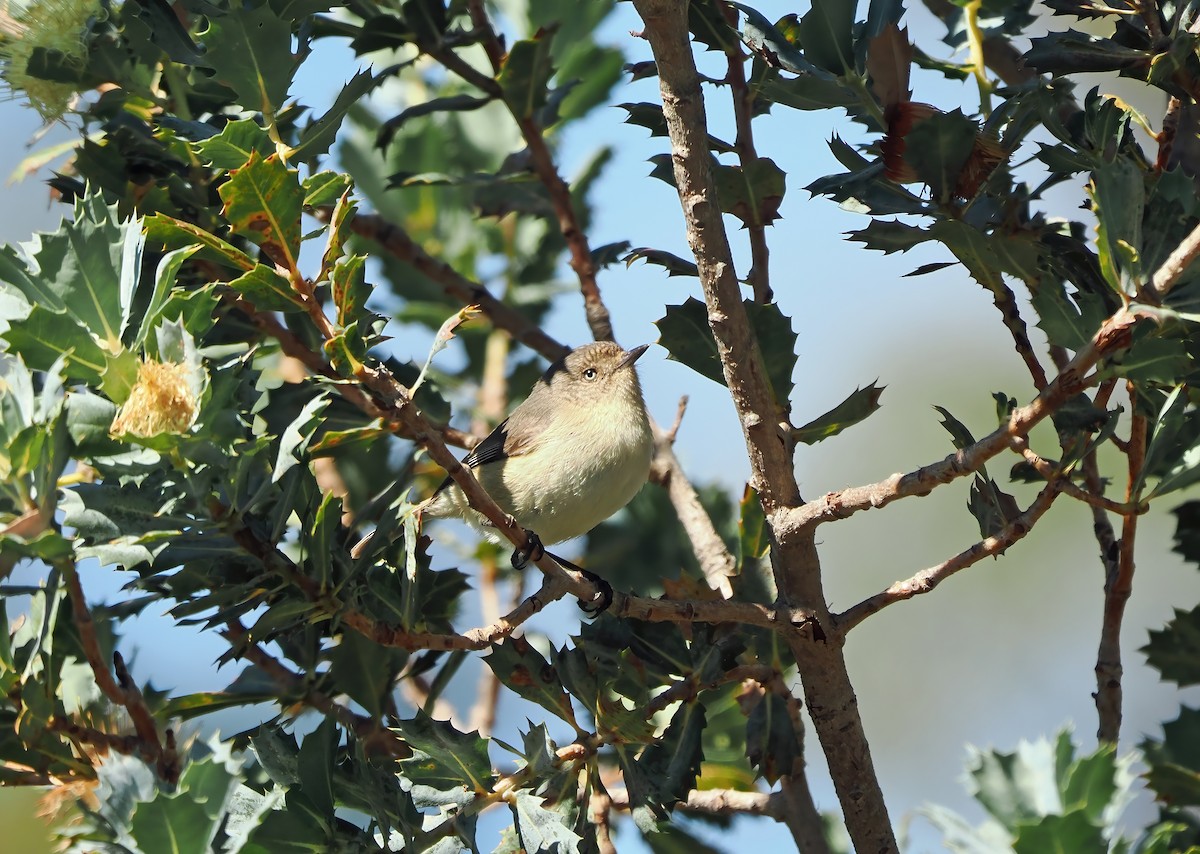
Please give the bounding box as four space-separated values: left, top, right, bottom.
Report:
511 529 545 570
576 567 613 614
541 549 613 614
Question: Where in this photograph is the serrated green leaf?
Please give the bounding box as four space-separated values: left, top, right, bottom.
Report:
484 638 578 725
292 69 378 161
623 247 699 278
712 157 786 228
510 789 583 854
297 717 337 821
328 627 393 719
903 109 979 202
202 3 298 114
129 792 218 854
745 692 798 784
303 171 354 208
396 711 494 792
499 34 556 119
797 0 857 74
226 264 304 312
3 304 107 382
219 150 303 270
1143 605 1200 686
195 118 274 170
272 393 330 482
654 297 797 405
793 382 884 444
144 214 256 273
1090 157 1144 293
1012 810 1106 853
738 484 768 567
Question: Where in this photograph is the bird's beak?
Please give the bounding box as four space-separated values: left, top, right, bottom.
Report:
617 343 650 370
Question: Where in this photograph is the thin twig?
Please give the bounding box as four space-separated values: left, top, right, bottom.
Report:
649 429 738 598
590 789 618 854
314 207 569 363
60 559 167 776
1010 436 1142 515
1095 393 1147 744
779 305 1146 535
836 483 1062 630
221 618 411 758
516 113 614 342
990 280 1049 390
607 785 786 819
725 36 773 304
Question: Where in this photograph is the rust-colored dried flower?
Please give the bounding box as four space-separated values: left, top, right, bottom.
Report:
110 359 198 438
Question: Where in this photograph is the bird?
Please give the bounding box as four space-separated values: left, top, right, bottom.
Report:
353 341 654 606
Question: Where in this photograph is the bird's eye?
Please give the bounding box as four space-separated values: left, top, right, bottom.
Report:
582 367 598 380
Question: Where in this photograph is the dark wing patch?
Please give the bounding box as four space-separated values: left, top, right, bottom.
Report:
462 419 512 469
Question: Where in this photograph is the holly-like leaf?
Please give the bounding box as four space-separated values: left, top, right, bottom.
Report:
378 94 492 149
793 382 884 444
655 297 797 405
1143 605 1200 686
619 700 706 832
712 157 786 228
1012 810 1106 853
510 789 584 854
738 484 768 567
484 637 578 726
226 264 304 312
499 34 556 119
624 247 699 279
1024 31 1150 75
903 109 979 202
202 2 298 114
867 23 912 109
293 69 379 161
195 118 273 170
395 711 494 793
1090 156 1144 294
219 150 304 271
1142 706 1200 806
797 0 857 75
745 693 798 784
144 214 256 273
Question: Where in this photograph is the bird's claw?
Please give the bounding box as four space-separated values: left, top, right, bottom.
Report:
511 529 544 571
577 568 613 615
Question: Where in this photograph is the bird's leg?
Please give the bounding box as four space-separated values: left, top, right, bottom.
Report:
511 529 545 570
543 549 613 614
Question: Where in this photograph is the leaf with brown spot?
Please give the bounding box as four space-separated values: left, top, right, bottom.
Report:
219 150 303 272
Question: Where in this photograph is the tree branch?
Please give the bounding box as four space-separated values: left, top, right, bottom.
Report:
779 306 1144 534
725 36 773 304
221 618 411 758
315 207 569 363
60 558 169 778
650 426 738 598
630 1 895 848
836 482 1062 630
1095 395 1147 744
